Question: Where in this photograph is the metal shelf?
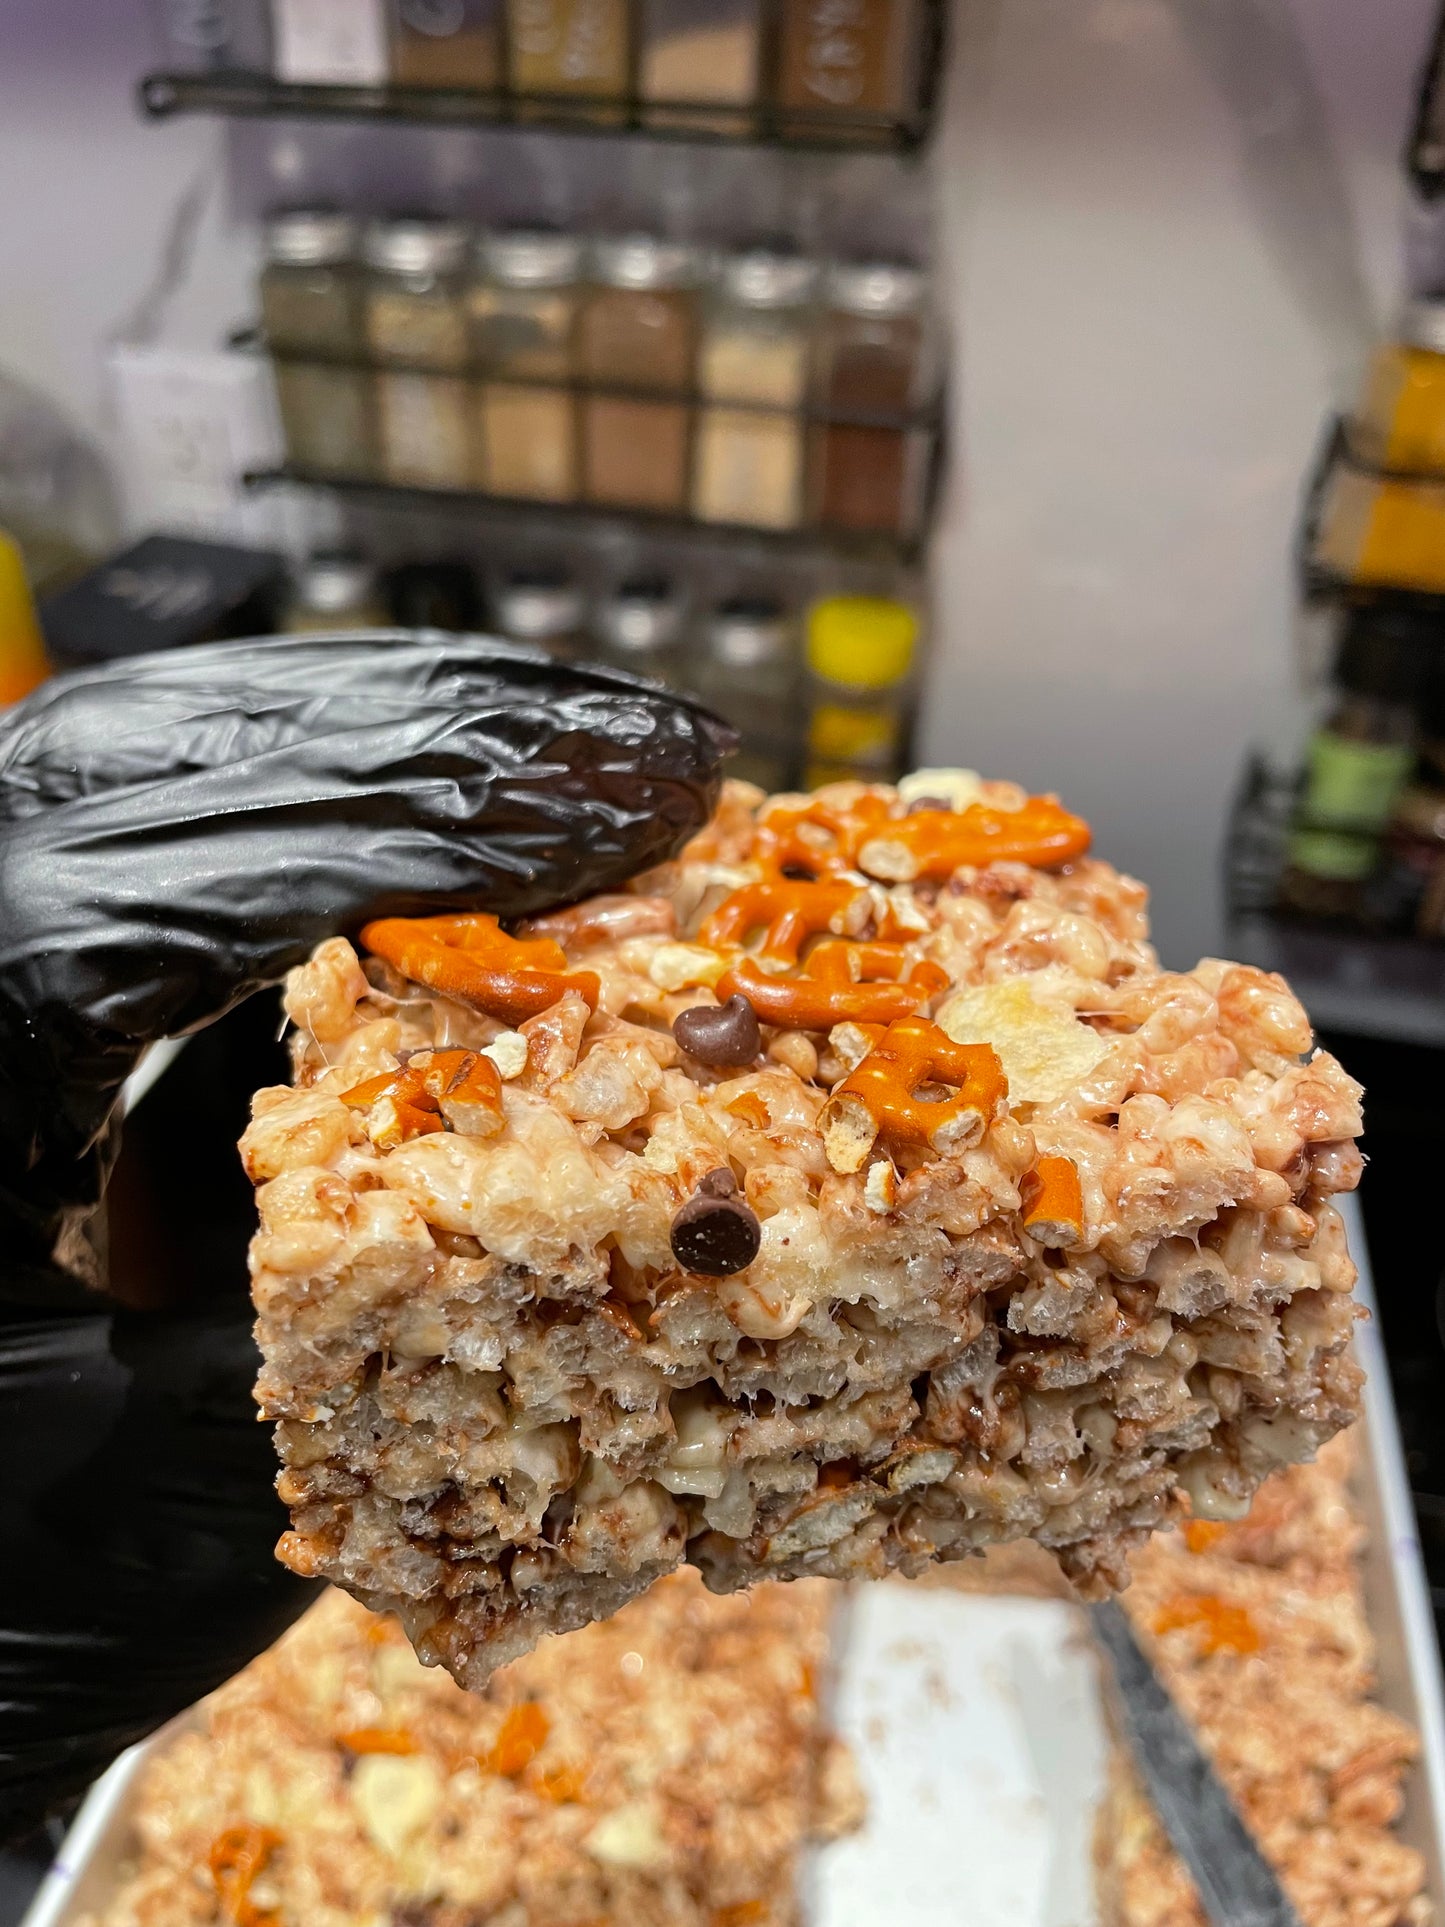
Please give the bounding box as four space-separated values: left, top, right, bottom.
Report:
137 33 944 154
1229 912 1445 1049
243 464 932 562
1409 0 1445 197
1225 754 1445 1049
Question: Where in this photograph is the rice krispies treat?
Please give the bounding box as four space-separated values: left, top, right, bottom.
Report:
1094 1436 1428 1927
245 771 1367 1688
82 1573 857 1927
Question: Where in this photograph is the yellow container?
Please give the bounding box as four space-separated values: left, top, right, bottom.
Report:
0 529 50 705
1357 299 1445 474
803 595 917 787
1315 461 1445 595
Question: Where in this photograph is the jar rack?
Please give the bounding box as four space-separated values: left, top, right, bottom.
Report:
1225 752 1445 1046
247 332 946 556
1297 415 1445 604
1409 0 1445 198
139 0 947 154
241 459 939 562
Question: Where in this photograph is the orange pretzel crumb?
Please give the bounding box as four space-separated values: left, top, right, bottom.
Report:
1020 1155 1085 1247
209 1825 282 1927
1183 1519 1230 1555
337 1727 419 1755
1153 1592 1261 1657
489 1701 549 1777
819 1016 1008 1174
362 912 600 1025
341 1047 504 1148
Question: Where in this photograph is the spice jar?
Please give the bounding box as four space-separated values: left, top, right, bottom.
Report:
280 552 389 632
692 596 798 789
812 261 930 535
693 250 816 530
386 559 480 629
777 0 920 132
578 237 705 514
493 567 586 660
505 0 628 113
1278 609 1432 921
468 230 582 502
1355 297 1445 475
262 209 376 479
388 0 502 87
639 0 762 131
803 593 916 786
1381 782 1445 937
593 576 685 681
363 217 472 490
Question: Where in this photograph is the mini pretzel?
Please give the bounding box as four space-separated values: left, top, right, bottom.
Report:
752 794 891 880
699 879 868 963
362 913 600 1024
209 1826 282 1927
819 1015 1008 1173
341 1047 504 1148
1020 1155 1085 1247
718 941 948 1031
856 797 1092 882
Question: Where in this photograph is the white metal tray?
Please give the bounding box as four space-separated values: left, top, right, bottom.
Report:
23 1196 1445 1927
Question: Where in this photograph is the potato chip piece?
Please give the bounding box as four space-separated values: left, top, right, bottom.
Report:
896 768 986 813
934 978 1107 1106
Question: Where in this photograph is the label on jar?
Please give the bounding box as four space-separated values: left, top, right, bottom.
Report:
1299 730 1414 829
274 0 389 82
510 0 626 87
1286 729 1414 881
377 372 472 489
780 0 903 112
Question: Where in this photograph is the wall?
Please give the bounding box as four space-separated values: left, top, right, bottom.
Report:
0 0 256 479
926 0 1438 965
0 0 1438 965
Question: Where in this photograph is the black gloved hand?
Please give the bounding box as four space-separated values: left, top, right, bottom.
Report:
0 632 731 1838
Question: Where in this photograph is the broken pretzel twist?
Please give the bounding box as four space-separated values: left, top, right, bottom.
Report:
361 912 600 1024
341 1047 504 1148
819 1015 1008 1173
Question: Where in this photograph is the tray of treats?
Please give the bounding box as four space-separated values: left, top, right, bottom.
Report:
20 771 1445 1926
22 1206 1443 1927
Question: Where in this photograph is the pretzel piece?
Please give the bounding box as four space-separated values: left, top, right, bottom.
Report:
699 879 869 963
819 1015 1008 1174
361 913 600 1025
718 942 948 1032
751 793 891 880
855 797 1092 883
209 1825 282 1927
341 1048 504 1148
1020 1154 1085 1247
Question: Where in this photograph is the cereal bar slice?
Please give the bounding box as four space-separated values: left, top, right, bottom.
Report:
246 774 1365 1688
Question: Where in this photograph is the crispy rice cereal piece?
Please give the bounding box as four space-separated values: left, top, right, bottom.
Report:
246 775 1367 1687
1095 1435 1429 1927
79 1574 857 1927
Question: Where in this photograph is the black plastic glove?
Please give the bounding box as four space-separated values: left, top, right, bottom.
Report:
0 632 731 1838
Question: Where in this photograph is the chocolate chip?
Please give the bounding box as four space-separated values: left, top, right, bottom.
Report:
907 795 952 814
672 994 761 1067
697 1165 738 1199
670 1186 761 1276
